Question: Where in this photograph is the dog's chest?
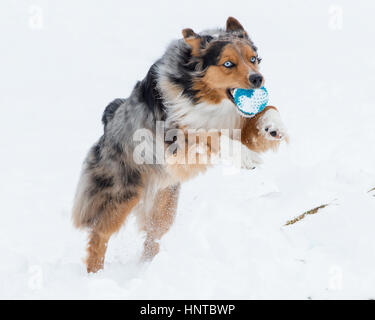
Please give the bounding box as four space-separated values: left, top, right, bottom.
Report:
167 97 241 130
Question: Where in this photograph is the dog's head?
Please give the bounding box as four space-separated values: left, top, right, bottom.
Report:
181 17 263 105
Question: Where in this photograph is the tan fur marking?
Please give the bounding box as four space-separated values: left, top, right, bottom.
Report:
226 17 245 32
165 129 221 181
241 106 282 153
182 28 201 56
85 192 141 273
142 184 181 260
86 231 110 273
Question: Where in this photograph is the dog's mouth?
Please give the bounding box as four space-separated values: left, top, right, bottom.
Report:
226 88 237 105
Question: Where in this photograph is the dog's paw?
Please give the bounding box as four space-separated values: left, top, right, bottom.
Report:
257 108 288 141
241 144 263 169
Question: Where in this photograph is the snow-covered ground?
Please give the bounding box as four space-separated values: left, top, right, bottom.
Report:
1 0 375 299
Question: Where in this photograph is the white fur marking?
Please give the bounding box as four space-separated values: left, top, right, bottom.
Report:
257 109 288 140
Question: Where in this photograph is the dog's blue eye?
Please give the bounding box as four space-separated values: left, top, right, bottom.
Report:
250 56 257 64
223 61 235 68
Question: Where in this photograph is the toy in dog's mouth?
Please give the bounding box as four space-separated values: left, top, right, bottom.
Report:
226 87 269 117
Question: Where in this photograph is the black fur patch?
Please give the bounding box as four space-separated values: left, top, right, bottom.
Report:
87 137 105 170
93 174 114 189
119 189 138 202
89 173 114 197
202 41 230 69
102 99 125 126
107 142 124 161
200 35 214 48
93 143 101 163
127 168 141 186
168 45 200 102
137 62 166 120
119 161 143 188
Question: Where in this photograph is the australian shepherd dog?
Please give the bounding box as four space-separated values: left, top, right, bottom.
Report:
73 17 287 273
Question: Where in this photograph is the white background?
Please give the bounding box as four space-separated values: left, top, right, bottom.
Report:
1 0 375 299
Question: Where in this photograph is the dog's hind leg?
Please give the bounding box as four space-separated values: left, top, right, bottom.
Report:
72 138 145 273
141 183 181 260
86 230 110 273
83 190 142 273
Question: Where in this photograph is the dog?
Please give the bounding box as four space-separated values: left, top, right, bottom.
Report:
72 17 288 273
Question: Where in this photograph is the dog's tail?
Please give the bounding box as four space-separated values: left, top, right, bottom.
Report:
73 98 125 228
72 166 93 229
72 143 109 229
72 140 143 230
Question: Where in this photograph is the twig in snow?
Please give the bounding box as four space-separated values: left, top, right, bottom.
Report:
284 203 331 226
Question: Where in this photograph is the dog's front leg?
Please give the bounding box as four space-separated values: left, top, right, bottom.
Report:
219 107 287 169
241 106 288 155
219 133 263 169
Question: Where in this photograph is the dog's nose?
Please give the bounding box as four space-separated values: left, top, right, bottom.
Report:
249 74 263 88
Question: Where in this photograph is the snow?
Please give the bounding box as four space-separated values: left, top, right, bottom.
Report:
1 0 375 299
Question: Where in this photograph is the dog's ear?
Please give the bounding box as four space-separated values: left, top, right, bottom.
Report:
226 17 245 32
182 28 201 56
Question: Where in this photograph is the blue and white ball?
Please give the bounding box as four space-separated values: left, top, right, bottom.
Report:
233 87 269 117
